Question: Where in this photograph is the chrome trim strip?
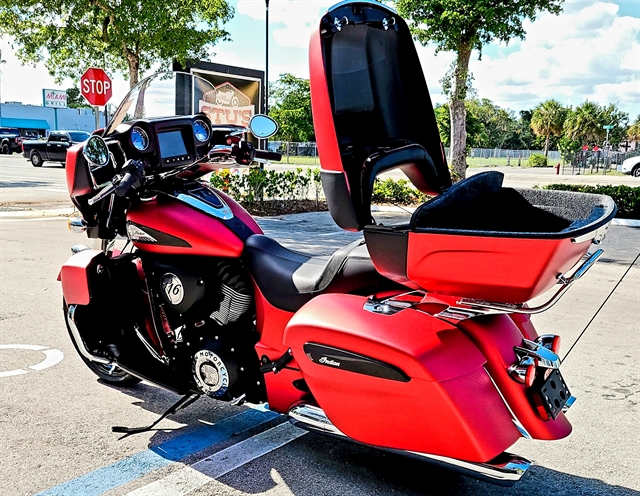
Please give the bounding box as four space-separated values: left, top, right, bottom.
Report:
484 368 532 439
66 305 112 365
288 403 531 483
572 224 609 244
175 192 233 221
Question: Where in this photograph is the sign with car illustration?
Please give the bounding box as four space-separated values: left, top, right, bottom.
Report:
175 61 263 129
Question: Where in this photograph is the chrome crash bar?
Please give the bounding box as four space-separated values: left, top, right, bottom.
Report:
288 404 531 484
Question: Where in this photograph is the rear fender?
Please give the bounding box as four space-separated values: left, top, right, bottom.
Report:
59 249 105 305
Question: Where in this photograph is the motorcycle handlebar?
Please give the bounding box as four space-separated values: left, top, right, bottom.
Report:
87 182 116 206
254 149 282 162
87 160 144 206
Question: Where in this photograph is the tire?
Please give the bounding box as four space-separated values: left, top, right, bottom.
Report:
1 143 9 155
30 151 43 167
633 166 640 178
63 301 141 386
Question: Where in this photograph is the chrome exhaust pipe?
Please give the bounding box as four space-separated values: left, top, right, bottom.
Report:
288 403 531 485
66 304 112 365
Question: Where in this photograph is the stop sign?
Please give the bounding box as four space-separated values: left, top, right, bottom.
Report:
80 67 112 106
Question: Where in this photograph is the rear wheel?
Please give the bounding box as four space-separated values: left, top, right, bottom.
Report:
63 301 141 386
30 151 43 167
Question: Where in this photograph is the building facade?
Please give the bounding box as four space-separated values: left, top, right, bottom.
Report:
0 102 107 137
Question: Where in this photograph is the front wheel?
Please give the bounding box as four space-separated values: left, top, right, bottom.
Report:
30 151 43 167
63 301 141 386
1 143 10 155
633 166 640 178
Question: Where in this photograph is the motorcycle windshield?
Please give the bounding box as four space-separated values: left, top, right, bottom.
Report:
104 72 217 136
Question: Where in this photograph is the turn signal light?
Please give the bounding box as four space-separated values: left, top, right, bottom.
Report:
525 362 537 388
551 335 561 354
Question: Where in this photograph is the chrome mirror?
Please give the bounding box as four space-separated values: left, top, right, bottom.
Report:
248 115 278 139
83 136 110 167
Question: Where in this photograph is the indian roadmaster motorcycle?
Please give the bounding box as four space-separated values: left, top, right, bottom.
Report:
59 1 617 486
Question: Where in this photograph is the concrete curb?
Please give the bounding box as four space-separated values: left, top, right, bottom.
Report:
0 207 76 218
1 204 639 228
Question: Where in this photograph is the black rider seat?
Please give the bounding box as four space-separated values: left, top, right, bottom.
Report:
243 235 390 313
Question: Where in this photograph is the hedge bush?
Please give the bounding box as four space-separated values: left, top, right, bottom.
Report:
528 153 548 167
211 167 323 204
543 184 640 219
372 178 431 205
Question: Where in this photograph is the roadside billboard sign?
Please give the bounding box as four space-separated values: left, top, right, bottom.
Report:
175 61 264 128
43 89 68 109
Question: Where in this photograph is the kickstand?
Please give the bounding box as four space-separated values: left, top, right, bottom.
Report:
112 393 200 437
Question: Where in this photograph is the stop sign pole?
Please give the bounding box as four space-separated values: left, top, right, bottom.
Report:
80 67 113 130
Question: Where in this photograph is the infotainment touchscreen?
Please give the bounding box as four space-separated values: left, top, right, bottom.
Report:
158 130 187 158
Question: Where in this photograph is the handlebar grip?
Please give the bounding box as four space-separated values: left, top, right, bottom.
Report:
87 182 116 206
115 172 136 196
254 149 282 162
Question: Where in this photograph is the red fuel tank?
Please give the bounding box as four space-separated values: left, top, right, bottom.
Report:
126 190 261 257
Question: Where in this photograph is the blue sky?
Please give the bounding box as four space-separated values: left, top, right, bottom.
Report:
1 0 638 119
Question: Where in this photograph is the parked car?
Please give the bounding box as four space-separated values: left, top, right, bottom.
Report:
22 130 91 167
621 155 640 177
0 127 22 155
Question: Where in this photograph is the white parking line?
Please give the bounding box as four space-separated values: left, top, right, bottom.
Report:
126 422 307 496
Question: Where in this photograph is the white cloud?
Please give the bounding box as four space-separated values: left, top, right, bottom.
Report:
238 0 333 49
467 1 640 115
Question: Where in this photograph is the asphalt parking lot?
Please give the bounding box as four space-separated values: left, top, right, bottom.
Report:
0 154 639 496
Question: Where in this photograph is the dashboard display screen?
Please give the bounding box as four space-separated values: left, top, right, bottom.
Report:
158 130 187 158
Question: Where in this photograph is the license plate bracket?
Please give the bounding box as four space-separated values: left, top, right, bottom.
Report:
536 369 571 420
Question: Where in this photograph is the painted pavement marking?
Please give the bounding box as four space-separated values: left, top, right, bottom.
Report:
126 422 307 496
36 408 279 496
0 344 64 377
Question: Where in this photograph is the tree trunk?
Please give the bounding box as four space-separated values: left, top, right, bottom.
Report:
448 42 472 182
544 134 549 158
124 45 139 88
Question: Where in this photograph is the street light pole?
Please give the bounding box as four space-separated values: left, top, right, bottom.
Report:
265 0 269 115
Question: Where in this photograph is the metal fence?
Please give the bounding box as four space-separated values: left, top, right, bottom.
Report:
267 141 564 165
566 148 639 174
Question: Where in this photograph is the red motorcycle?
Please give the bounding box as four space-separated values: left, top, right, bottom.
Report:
59 1 616 485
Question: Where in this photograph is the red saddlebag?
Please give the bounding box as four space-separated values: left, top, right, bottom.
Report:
284 293 521 462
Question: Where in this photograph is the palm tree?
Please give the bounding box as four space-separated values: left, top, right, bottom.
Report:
627 115 640 144
564 101 605 146
530 99 566 158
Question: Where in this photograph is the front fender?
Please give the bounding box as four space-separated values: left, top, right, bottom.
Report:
59 249 104 305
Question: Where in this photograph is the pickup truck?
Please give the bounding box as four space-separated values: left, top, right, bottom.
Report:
0 127 22 155
22 130 91 167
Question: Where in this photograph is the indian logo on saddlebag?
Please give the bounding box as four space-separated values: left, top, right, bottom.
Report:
319 356 341 367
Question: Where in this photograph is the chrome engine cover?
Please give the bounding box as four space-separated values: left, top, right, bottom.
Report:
192 349 230 397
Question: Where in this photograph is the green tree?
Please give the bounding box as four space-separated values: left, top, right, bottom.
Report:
564 100 629 146
396 0 563 181
465 98 518 149
628 115 640 143
269 73 315 143
600 103 628 147
0 0 233 88
530 99 567 158
65 87 91 109
564 101 608 146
